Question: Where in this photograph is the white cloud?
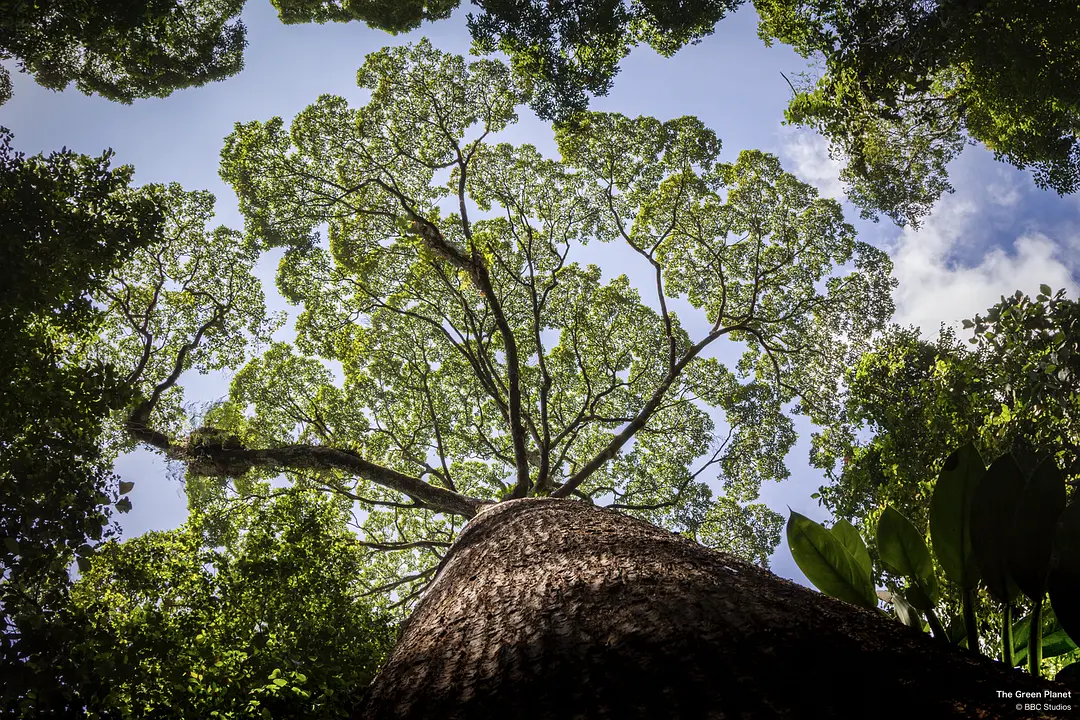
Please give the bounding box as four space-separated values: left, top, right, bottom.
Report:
985 172 1022 208
777 126 845 201
887 191 1078 338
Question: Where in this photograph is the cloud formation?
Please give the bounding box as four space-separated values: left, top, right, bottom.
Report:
778 126 1079 340
884 181 1078 338
777 126 845 201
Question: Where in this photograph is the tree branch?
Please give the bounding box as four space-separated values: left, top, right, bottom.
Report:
551 323 752 498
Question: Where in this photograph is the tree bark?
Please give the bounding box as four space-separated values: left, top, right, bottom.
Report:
358 499 1072 719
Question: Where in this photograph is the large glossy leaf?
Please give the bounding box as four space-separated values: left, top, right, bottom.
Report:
970 454 1025 604
1048 497 1080 645
831 518 871 579
930 443 984 590
876 505 938 607
1008 457 1067 600
787 511 877 610
1012 604 1078 665
904 583 935 612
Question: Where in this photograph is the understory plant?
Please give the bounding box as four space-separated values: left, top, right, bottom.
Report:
789 442 1079 681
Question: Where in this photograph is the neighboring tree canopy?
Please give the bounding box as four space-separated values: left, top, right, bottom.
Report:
57 490 396 718
755 0 1080 226
0 128 168 713
807 288 1079 663
273 0 743 119
79 41 895 619
814 287 1079 530
465 0 742 120
271 0 460 33
0 0 247 105
8 0 1075 231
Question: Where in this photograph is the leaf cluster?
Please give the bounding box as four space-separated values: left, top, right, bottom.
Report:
0 0 247 105
755 0 1080 226
790 443 1079 681
0 128 163 713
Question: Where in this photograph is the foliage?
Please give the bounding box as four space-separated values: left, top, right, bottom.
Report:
755 0 1080 226
468 0 743 120
272 0 744 120
73 40 896 623
790 443 1079 678
813 288 1080 531
58 490 397 719
0 0 246 104
805 288 1079 677
0 128 166 714
272 0 459 33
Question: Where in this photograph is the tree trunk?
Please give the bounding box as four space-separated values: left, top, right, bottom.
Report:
358 499 1071 719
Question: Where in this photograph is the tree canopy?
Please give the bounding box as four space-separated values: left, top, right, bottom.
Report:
755 0 1080 226
0 128 164 712
814 288 1079 530
8 0 1076 232
69 40 897 626
0 0 247 105
59 490 396 718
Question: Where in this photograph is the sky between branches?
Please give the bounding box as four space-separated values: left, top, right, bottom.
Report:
2 1 1078 586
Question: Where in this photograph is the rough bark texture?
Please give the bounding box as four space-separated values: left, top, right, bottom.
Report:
358 498 1072 719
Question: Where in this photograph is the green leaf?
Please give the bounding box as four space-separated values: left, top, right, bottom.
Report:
947 615 968 649
1012 605 1077 665
1048 497 1080 645
76 556 91 573
1040 283 1052 297
830 519 871 579
930 443 984 590
876 505 938 607
905 584 934 612
787 511 877 609
970 454 1025 604
3 537 18 553
273 678 288 687
1008 457 1067 600
115 497 132 514
119 480 135 495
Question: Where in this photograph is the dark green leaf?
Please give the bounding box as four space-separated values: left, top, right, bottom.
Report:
930 443 984 590
1048 498 1080 645
830 518 871 579
1040 284 1053 297
787 511 877 609
946 615 968 649
1012 605 1077 665
970 454 1025 603
905 584 934 612
1008 457 1066 600
119 480 135 495
115 497 133 514
876 505 938 605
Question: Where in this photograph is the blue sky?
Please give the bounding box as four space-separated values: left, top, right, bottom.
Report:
3 1 1078 587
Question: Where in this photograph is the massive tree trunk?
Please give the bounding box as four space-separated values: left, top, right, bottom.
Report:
358 499 1072 719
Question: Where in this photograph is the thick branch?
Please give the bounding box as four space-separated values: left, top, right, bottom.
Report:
127 420 483 518
551 324 751 498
